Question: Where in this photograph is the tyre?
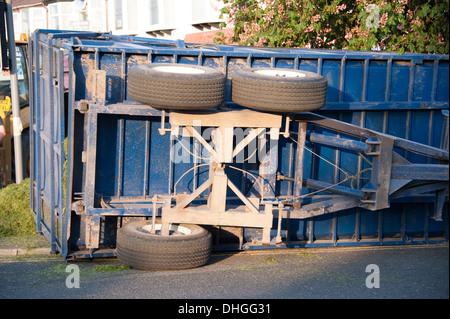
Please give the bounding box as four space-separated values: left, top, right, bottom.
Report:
232 67 327 112
128 63 226 110
116 219 212 270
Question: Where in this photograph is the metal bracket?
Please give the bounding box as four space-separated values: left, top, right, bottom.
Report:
289 112 448 216
76 100 89 113
360 135 394 210
161 109 283 243
85 214 100 249
72 200 85 215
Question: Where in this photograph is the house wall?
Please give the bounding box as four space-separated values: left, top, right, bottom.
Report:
13 0 223 41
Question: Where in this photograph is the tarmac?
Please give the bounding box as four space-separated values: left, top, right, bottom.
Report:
0 240 448 299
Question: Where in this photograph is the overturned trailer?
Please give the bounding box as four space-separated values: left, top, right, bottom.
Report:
29 30 449 269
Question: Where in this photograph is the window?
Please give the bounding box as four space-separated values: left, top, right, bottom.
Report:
48 4 59 29
21 9 30 35
150 0 159 25
87 0 106 31
127 0 138 30
164 0 175 25
115 0 123 29
60 2 74 30
192 0 219 21
0 46 29 108
192 0 208 21
29 7 46 31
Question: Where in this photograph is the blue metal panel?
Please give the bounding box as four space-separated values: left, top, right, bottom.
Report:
29 34 67 255
437 61 449 101
367 60 388 102
28 30 449 258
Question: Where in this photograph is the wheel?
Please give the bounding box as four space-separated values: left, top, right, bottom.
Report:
116 219 212 270
128 63 226 110
231 67 327 112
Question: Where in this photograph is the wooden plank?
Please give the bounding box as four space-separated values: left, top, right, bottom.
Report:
293 122 307 209
209 173 228 213
175 176 214 210
227 179 259 214
183 125 216 158
162 206 273 228
169 109 282 128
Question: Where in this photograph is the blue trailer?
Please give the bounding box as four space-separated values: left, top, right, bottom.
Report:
29 29 449 270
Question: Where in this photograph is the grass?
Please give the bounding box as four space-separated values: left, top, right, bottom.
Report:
0 139 66 239
0 178 36 237
93 264 131 272
261 257 276 264
235 256 278 270
297 252 322 259
52 263 131 277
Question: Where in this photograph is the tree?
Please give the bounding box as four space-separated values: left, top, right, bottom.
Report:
215 0 449 54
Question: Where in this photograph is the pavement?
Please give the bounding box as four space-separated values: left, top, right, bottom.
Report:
0 234 51 257
0 246 50 257
0 233 448 299
0 242 448 300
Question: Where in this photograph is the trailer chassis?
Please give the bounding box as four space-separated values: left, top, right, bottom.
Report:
71 103 449 251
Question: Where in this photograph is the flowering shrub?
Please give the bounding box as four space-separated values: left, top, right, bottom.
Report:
215 0 449 54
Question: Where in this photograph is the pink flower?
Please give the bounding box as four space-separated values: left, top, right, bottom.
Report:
225 16 234 24
251 23 260 32
336 4 347 12
284 39 294 46
312 14 320 22
304 26 314 33
345 32 353 40
380 12 388 27
244 22 251 34
255 37 266 46
406 9 413 20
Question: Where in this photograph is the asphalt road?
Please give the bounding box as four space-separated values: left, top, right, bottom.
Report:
0 244 448 303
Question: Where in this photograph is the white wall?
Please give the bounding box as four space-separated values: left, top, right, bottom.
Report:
13 0 223 41
108 0 223 40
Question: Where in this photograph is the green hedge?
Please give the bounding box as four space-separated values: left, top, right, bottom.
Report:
0 178 35 237
216 0 449 54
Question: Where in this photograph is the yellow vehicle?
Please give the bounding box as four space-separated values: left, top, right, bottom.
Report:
0 40 30 186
